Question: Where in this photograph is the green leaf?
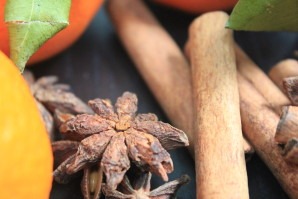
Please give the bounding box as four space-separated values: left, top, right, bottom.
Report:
226 0 298 32
5 0 71 72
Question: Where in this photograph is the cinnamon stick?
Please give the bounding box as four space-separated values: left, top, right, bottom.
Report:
238 73 298 198
275 106 298 144
107 0 254 157
268 59 298 92
189 12 248 199
107 0 194 154
283 76 298 105
235 45 291 114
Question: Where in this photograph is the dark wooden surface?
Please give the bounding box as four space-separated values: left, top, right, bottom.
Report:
29 1 297 199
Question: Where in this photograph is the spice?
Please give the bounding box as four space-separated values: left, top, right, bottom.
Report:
102 172 190 199
33 77 93 114
53 92 189 191
188 12 249 199
22 71 94 140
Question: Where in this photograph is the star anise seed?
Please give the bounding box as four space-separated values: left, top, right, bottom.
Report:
54 92 189 190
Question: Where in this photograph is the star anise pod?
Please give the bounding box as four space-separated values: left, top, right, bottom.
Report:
102 172 190 199
54 92 189 191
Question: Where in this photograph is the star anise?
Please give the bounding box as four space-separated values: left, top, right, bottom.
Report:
53 92 189 192
102 172 190 199
22 70 93 140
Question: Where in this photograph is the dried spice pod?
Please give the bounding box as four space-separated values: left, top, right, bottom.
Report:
22 70 92 139
102 172 190 199
53 109 75 129
101 132 130 189
53 92 189 191
52 140 80 168
23 72 92 115
35 89 93 114
59 114 115 141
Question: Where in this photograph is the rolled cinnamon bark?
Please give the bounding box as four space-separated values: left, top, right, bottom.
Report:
189 12 248 199
235 45 291 114
238 73 298 198
268 59 298 92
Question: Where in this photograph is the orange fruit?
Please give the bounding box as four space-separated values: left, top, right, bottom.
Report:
153 0 238 13
0 0 103 65
0 51 53 199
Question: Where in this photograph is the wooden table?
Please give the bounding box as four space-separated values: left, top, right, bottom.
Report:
30 2 297 199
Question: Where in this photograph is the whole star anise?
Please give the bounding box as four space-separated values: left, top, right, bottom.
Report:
53 92 189 192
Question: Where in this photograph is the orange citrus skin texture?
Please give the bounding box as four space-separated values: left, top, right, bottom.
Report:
153 0 238 13
0 51 53 199
0 0 103 65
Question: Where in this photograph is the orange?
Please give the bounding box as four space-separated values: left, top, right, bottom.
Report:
153 0 238 13
0 51 53 199
0 0 103 65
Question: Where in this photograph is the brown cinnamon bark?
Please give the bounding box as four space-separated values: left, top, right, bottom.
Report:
107 0 193 154
189 12 248 199
268 59 298 92
275 106 298 144
235 45 291 114
238 73 298 198
283 76 298 105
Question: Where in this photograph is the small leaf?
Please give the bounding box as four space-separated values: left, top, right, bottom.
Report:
226 0 298 32
5 0 71 72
